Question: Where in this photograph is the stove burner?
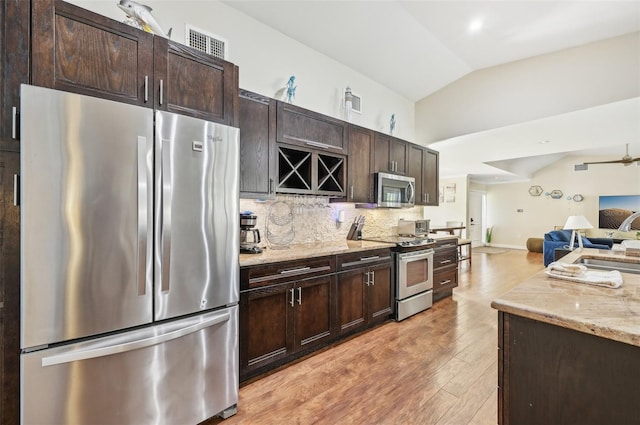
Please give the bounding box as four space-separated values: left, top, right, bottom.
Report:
397 238 434 247
362 236 435 248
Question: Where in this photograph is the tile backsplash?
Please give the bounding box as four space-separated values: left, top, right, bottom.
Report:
240 195 424 248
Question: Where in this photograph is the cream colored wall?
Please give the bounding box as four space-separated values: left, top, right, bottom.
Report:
486 154 640 249
70 0 416 141
423 176 469 236
415 32 640 145
240 196 424 247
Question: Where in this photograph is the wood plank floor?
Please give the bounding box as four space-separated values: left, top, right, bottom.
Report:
208 249 544 425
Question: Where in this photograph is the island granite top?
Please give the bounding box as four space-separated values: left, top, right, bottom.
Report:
491 248 640 347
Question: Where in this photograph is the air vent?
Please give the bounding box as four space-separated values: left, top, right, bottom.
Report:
186 24 228 60
351 91 362 114
574 164 588 171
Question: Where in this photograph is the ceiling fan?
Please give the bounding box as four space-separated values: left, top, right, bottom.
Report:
582 144 640 167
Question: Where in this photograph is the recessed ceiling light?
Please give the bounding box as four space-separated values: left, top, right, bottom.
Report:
539 140 551 144
468 18 484 33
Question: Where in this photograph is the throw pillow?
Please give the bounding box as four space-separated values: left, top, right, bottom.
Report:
549 230 571 242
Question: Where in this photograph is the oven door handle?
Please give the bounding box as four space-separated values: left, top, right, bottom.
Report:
398 251 433 263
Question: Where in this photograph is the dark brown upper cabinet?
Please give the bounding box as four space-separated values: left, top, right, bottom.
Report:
407 144 439 206
154 37 238 125
346 125 375 202
32 0 155 107
424 148 439 206
277 102 348 155
31 0 238 124
374 133 407 175
1 0 30 143
239 89 277 199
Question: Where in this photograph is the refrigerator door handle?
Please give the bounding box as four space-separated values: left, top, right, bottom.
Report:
137 136 152 296
161 139 172 292
41 311 231 367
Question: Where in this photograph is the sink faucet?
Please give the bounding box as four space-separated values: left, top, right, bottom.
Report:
618 211 640 232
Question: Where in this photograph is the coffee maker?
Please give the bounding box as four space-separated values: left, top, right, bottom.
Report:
240 213 262 254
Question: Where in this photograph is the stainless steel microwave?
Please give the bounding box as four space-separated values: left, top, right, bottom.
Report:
374 172 415 208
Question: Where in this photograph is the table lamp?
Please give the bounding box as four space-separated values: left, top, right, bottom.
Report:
563 215 593 251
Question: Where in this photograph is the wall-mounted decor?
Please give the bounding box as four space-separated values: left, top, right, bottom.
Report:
528 185 543 196
444 183 456 203
572 194 584 202
548 190 563 199
599 195 640 229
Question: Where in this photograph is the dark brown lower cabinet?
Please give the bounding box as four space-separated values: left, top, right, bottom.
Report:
239 274 335 381
0 147 20 425
498 312 640 425
432 239 458 301
239 249 393 382
336 262 392 336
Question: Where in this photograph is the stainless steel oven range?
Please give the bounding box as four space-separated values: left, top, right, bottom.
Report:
364 236 435 320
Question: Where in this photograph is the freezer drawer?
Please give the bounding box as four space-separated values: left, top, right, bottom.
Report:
21 306 238 425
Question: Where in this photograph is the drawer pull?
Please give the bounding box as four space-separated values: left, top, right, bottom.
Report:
439 279 452 286
439 259 452 265
341 256 390 268
249 265 332 284
281 266 311 274
360 256 379 261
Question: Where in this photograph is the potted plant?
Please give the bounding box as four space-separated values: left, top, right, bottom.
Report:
486 226 493 245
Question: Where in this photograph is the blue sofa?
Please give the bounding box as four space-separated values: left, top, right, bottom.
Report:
543 229 613 266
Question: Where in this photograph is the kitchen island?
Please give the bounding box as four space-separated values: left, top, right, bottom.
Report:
491 248 640 425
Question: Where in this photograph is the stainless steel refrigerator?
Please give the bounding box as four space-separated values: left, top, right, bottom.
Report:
19 84 239 424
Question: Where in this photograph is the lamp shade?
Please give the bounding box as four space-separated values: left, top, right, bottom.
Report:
563 215 593 230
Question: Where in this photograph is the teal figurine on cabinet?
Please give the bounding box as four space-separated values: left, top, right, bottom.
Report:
286 75 297 103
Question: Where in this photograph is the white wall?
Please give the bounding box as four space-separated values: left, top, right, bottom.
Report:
415 32 640 145
70 0 416 141
423 176 469 235
486 155 640 249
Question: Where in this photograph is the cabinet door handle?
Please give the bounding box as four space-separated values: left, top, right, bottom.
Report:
371 271 375 286
13 174 19 206
427 193 430 203
350 185 354 200
365 271 370 286
12 107 18 140
269 178 275 194
297 287 302 305
439 279 452 286
159 79 164 105
144 75 149 103
290 288 295 307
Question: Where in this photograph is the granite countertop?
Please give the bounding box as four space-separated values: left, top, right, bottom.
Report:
491 248 640 347
240 240 395 267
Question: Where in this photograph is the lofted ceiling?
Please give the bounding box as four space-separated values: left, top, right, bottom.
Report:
224 0 640 183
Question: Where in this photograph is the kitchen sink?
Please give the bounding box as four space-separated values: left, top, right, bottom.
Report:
575 258 640 274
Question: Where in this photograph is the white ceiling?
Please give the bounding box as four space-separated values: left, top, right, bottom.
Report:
223 0 640 182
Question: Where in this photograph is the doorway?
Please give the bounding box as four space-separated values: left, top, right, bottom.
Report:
468 190 485 247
